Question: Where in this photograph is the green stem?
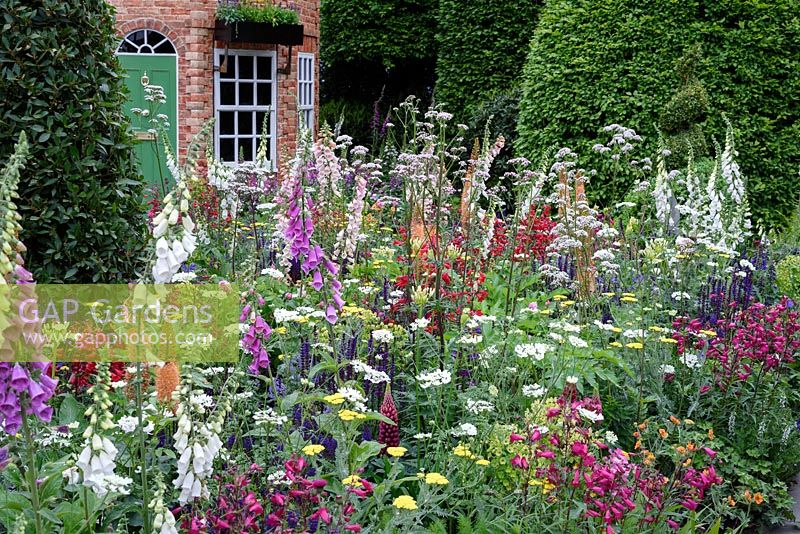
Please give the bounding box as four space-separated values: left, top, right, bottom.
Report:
21 409 44 534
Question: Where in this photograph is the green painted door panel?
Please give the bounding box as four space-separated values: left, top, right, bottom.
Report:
117 54 178 194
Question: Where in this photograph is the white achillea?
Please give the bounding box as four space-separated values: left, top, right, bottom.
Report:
457 334 482 345
680 353 702 369
417 368 453 389
261 267 285 279
568 335 588 349
514 343 551 360
451 423 478 437
350 360 390 384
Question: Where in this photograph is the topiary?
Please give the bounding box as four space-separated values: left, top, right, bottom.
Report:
0 0 147 282
516 0 800 228
435 0 542 119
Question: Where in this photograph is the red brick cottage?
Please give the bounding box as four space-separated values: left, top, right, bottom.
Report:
109 0 319 183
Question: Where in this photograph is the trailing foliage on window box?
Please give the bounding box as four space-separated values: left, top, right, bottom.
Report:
215 3 303 45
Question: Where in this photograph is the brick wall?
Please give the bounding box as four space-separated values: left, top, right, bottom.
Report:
109 0 320 166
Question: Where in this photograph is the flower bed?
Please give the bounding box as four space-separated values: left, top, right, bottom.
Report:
2 93 800 532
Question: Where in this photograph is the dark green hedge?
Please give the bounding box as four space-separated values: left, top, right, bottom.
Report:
435 0 541 119
517 0 800 228
320 0 438 138
0 0 147 282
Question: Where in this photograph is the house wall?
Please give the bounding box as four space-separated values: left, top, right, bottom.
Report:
110 0 319 165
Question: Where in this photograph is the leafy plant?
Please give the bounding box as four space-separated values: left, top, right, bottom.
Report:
0 0 147 282
216 2 300 26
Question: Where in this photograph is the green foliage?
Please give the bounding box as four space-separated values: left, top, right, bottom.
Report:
517 0 800 228
435 0 541 118
216 2 300 25
321 0 437 68
776 255 800 299
0 0 147 282
320 0 438 140
466 89 522 193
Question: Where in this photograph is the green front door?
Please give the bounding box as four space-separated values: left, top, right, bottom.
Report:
117 53 178 194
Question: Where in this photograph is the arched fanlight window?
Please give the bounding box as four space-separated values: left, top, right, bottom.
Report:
117 29 176 54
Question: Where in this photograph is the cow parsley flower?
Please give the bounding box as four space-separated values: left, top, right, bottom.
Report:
451 423 478 437
466 399 495 414
417 369 453 389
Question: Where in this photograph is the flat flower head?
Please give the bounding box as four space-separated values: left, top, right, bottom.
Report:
386 446 407 458
323 393 345 405
342 475 363 487
424 472 449 485
475 459 490 466
302 444 325 456
338 409 366 422
393 495 418 510
626 342 644 349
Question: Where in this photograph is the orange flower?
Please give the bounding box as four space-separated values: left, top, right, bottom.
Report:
658 428 668 439
156 362 180 403
682 458 692 467
633 431 640 438
754 492 764 505
743 490 752 503
643 451 655 465
638 422 648 430
634 440 641 450
675 446 687 455
708 428 715 440
669 416 681 425
727 496 736 507
686 442 696 451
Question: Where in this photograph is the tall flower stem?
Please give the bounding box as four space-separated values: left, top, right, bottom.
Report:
21 408 44 534
135 362 151 534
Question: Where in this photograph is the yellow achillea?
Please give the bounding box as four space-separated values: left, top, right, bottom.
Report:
342 475 362 487
475 459 490 466
393 495 418 510
610 342 623 348
338 409 366 421
626 342 644 349
302 444 325 456
423 472 449 485
323 393 345 405
529 479 556 493
620 296 638 303
453 444 476 459
552 294 568 301
699 329 717 337
659 337 677 344
386 446 407 457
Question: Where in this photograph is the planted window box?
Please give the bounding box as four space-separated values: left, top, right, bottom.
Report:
215 2 304 45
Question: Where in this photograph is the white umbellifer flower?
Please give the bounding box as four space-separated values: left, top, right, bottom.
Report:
473 314 497 323
514 343 551 360
110 380 127 389
190 392 215 411
451 423 478 437
466 399 495 415
410 317 430 332
522 384 546 398
568 335 588 349
337 386 367 405
372 329 394 343
118 416 138 434
605 431 619 445
359 285 379 295
351 360 390 384
566 375 579 385
171 272 197 284
413 432 433 440
622 329 647 339
457 334 482 345
261 267 285 279
273 308 301 323
680 353 702 369
253 407 288 427
416 368 453 389
549 332 564 342
660 364 676 375
578 408 604 424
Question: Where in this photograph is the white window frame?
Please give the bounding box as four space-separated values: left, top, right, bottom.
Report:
213 48 277 167
298 52 315 133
